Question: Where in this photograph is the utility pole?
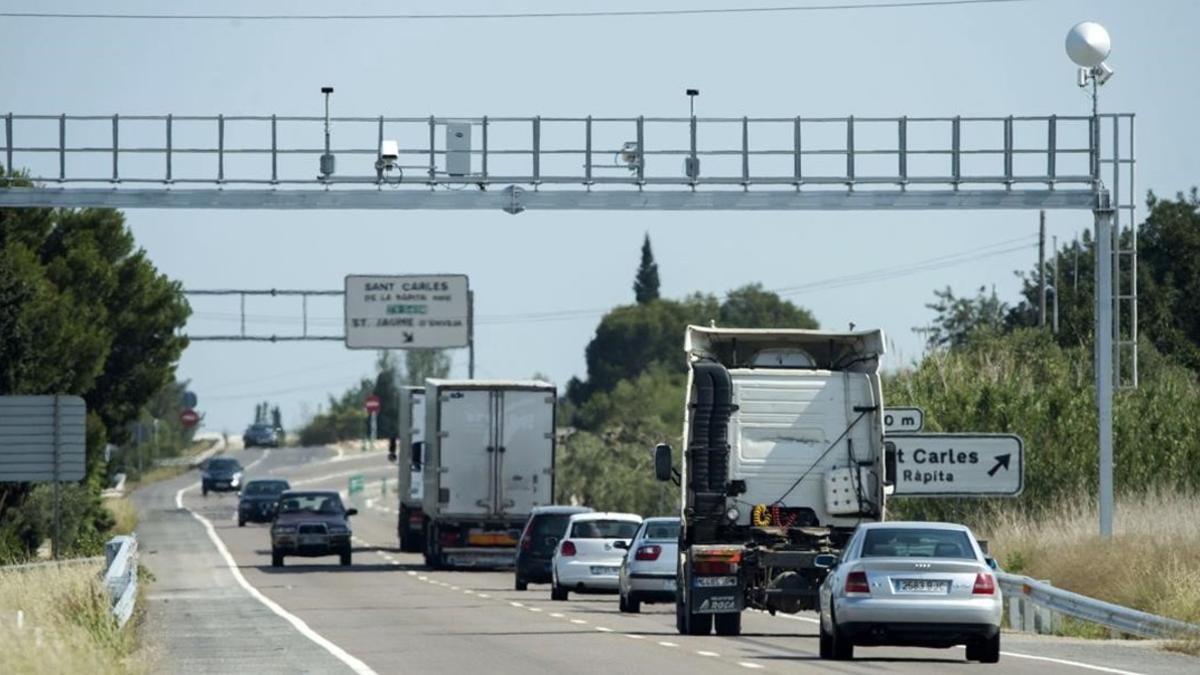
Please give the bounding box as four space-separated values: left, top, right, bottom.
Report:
1039 210 1047 328
1052 235 1060 334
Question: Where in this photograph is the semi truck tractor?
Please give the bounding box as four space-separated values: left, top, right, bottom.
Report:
395 386 426 553
422 379 557 569
654 326 887 636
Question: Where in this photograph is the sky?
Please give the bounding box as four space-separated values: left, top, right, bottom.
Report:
3 0 1198 435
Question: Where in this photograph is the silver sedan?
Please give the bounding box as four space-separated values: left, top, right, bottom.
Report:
817 521 1002 663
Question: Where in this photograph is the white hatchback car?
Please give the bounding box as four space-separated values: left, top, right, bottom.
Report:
818 521 1002 663
618 517 680 613
551 512 642 601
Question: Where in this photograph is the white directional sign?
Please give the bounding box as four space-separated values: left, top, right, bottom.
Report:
887 433 1023 497
883 406 924 434
344 274 470 349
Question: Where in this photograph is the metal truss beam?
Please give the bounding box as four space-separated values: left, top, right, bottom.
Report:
0 187 1096 211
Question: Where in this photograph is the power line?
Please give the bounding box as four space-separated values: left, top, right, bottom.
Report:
0 0 1032 22
184 234 1036 331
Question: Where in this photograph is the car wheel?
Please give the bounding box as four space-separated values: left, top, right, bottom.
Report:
830 607 854 660
515 577 528 591
551 584 569 601
714 611 742 636
624 592 641 614
272 549 283 567
970 633 1000 663
340 549 352 566
819 616 835 659
202 486 209 497
238 518 245 527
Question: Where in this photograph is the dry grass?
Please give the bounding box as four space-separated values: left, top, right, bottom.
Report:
0 563 147 674
981 489 1200 648
103 497 138 536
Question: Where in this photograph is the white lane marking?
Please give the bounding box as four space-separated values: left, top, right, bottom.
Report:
510 602 524 608
595 626 613 633
571 619 588 625
406 571 417 576
658 641 678 648
997 651 1145 675
738 662 764 670
697 651 720 657
764 611 819 625
449 586 460 591
625 634 645 639
418 576 429 581
549 612 565 618
766 612 1147 674
464 589 476 595
478 593 490 599
174 454 376 675
527 607 542 613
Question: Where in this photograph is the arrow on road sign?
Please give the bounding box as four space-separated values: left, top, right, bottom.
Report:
987 453 1012 477
402 332 414 344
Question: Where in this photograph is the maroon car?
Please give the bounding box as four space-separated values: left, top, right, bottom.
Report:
270 490 358 567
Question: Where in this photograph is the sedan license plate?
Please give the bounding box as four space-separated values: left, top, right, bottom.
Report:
300 535 326 546
662 579 677 591
895 578 950 594
590 566 619 576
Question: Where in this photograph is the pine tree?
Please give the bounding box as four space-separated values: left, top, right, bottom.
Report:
633 234 661 305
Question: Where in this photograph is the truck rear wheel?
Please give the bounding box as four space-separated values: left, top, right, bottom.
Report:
714 612 742 636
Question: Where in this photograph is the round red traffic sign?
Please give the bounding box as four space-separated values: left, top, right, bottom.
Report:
364 394 381 414
180 408 200 429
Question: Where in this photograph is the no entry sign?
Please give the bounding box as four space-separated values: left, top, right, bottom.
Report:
365 394 381 414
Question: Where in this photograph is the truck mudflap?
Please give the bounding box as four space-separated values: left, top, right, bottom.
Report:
441 547 517 569
692 583 743 614
689 545 745 614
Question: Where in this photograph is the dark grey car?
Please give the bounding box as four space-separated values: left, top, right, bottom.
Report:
238 479 291 526
514 505 593 590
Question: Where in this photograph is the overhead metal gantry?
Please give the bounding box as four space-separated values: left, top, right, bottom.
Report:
1 112 1123 213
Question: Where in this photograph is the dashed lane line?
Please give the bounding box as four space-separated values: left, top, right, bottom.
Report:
738 662 764 670
595 626 613 633
697 651 720 657
658 641 679 648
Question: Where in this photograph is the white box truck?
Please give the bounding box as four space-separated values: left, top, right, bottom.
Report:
654 326 887 636
395 386 426 552
422 379 557 569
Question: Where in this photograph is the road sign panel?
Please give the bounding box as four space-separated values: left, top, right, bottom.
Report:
887 433 1024 497
883 407 924 434
182 390 198 408
180 408 200 429
348 474 365 495
365 394 381 414
0 395 86 482
344 274 469 349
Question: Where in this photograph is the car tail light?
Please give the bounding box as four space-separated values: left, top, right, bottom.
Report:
561 541 576 557
692 547 741 575
973 573 996 595
635 545 661 561
408 512 424 525
845 571 870 594
519 521 534 551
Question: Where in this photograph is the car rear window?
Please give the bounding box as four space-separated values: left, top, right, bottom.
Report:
245 481 289 495
531 514 572 541
642 521 679 541
570 520 639 539
861 528 976 559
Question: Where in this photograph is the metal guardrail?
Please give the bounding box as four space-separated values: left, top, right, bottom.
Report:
103 534 138 629
1 556 104 572
997 571 1200 640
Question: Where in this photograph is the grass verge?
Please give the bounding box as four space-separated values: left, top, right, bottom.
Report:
982 489 1200 651
103 496 139 536
0 563 147 674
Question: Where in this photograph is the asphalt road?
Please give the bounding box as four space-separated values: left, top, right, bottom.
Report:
134 445 1199 675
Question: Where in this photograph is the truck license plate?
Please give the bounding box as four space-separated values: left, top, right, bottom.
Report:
896 579 950 593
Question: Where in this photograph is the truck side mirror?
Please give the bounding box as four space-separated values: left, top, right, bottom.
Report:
884 440 897 487
654 444 673 482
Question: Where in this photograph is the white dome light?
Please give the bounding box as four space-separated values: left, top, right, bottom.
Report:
1066 21 1111 68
